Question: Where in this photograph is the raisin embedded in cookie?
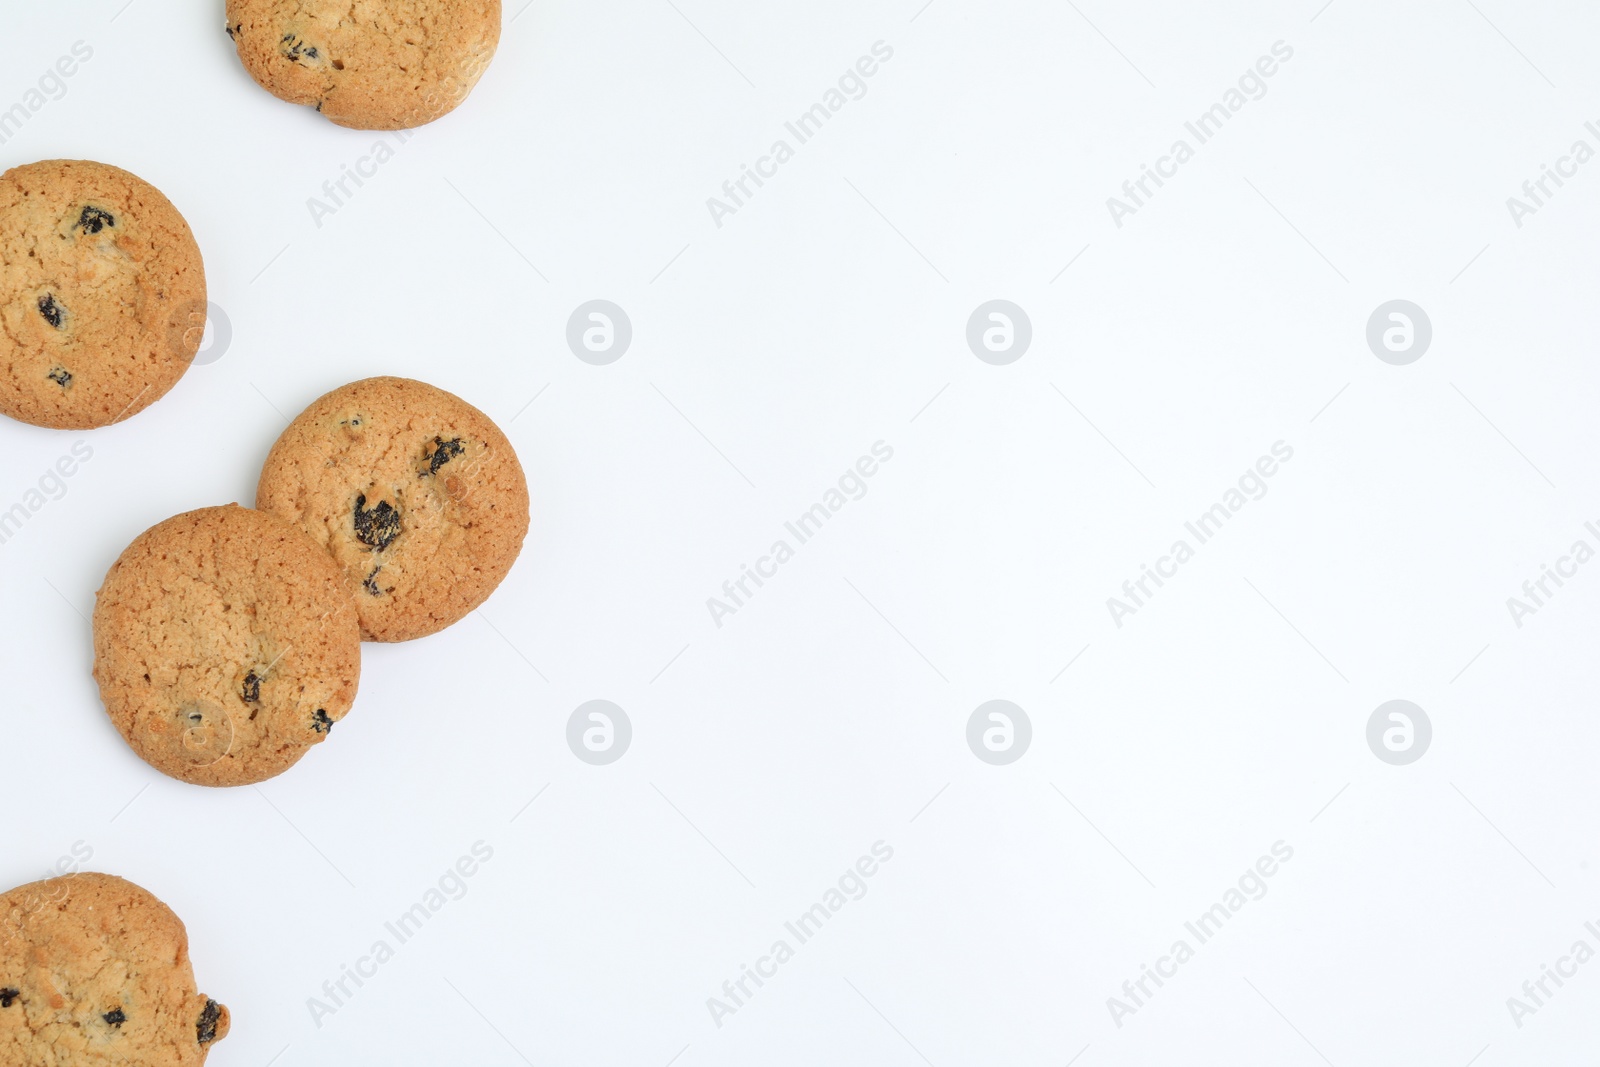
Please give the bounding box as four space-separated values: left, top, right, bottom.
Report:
0 873 229 1066
0 160 206 429
256 377 530 642
225 0 502 129
92 505 362 787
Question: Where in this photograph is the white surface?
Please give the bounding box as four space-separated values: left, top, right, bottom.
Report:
2 1 1599 1064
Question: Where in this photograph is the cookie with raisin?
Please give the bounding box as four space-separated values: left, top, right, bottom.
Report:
0 160 206 429
0 873 229 1066
92 505 362 786
225 0 501 129
256 377 530 641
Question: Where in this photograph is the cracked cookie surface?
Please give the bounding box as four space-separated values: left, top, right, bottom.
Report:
225 0 501 129
0 873 229 1066
92 505 362 787
256 376 530 642
0 160 205 429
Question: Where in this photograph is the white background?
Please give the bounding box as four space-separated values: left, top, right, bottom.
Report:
3 1 1599 1064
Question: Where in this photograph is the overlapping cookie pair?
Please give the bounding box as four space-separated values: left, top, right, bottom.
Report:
92 376 529 788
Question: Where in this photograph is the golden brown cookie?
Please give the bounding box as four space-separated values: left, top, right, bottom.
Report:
225 0 502 130
256 377 530 642
92 505 362 787
0 873 229 1066
0 160 206 429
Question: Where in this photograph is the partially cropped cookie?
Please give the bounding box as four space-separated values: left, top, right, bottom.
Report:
256 377 530 642
0 873 229 1066
93 505 362 787
0 160 205 429
225 0 501 129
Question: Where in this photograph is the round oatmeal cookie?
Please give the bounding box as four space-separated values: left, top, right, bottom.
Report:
0 873 229 1066
225 0 502 130
255 376 530 642
92 505 363 787
0 160 206 429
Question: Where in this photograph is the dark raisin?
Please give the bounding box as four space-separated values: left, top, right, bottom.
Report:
103 1008 126 1026
281 35 320 63
312 709 334 734
196 999 222 1044
0 988 18 1008
424 436 464 476
37 294 63 328
47 367 71 388
353 494 400 551
363 566 382 596
78 206 115 234
241 672 260 703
